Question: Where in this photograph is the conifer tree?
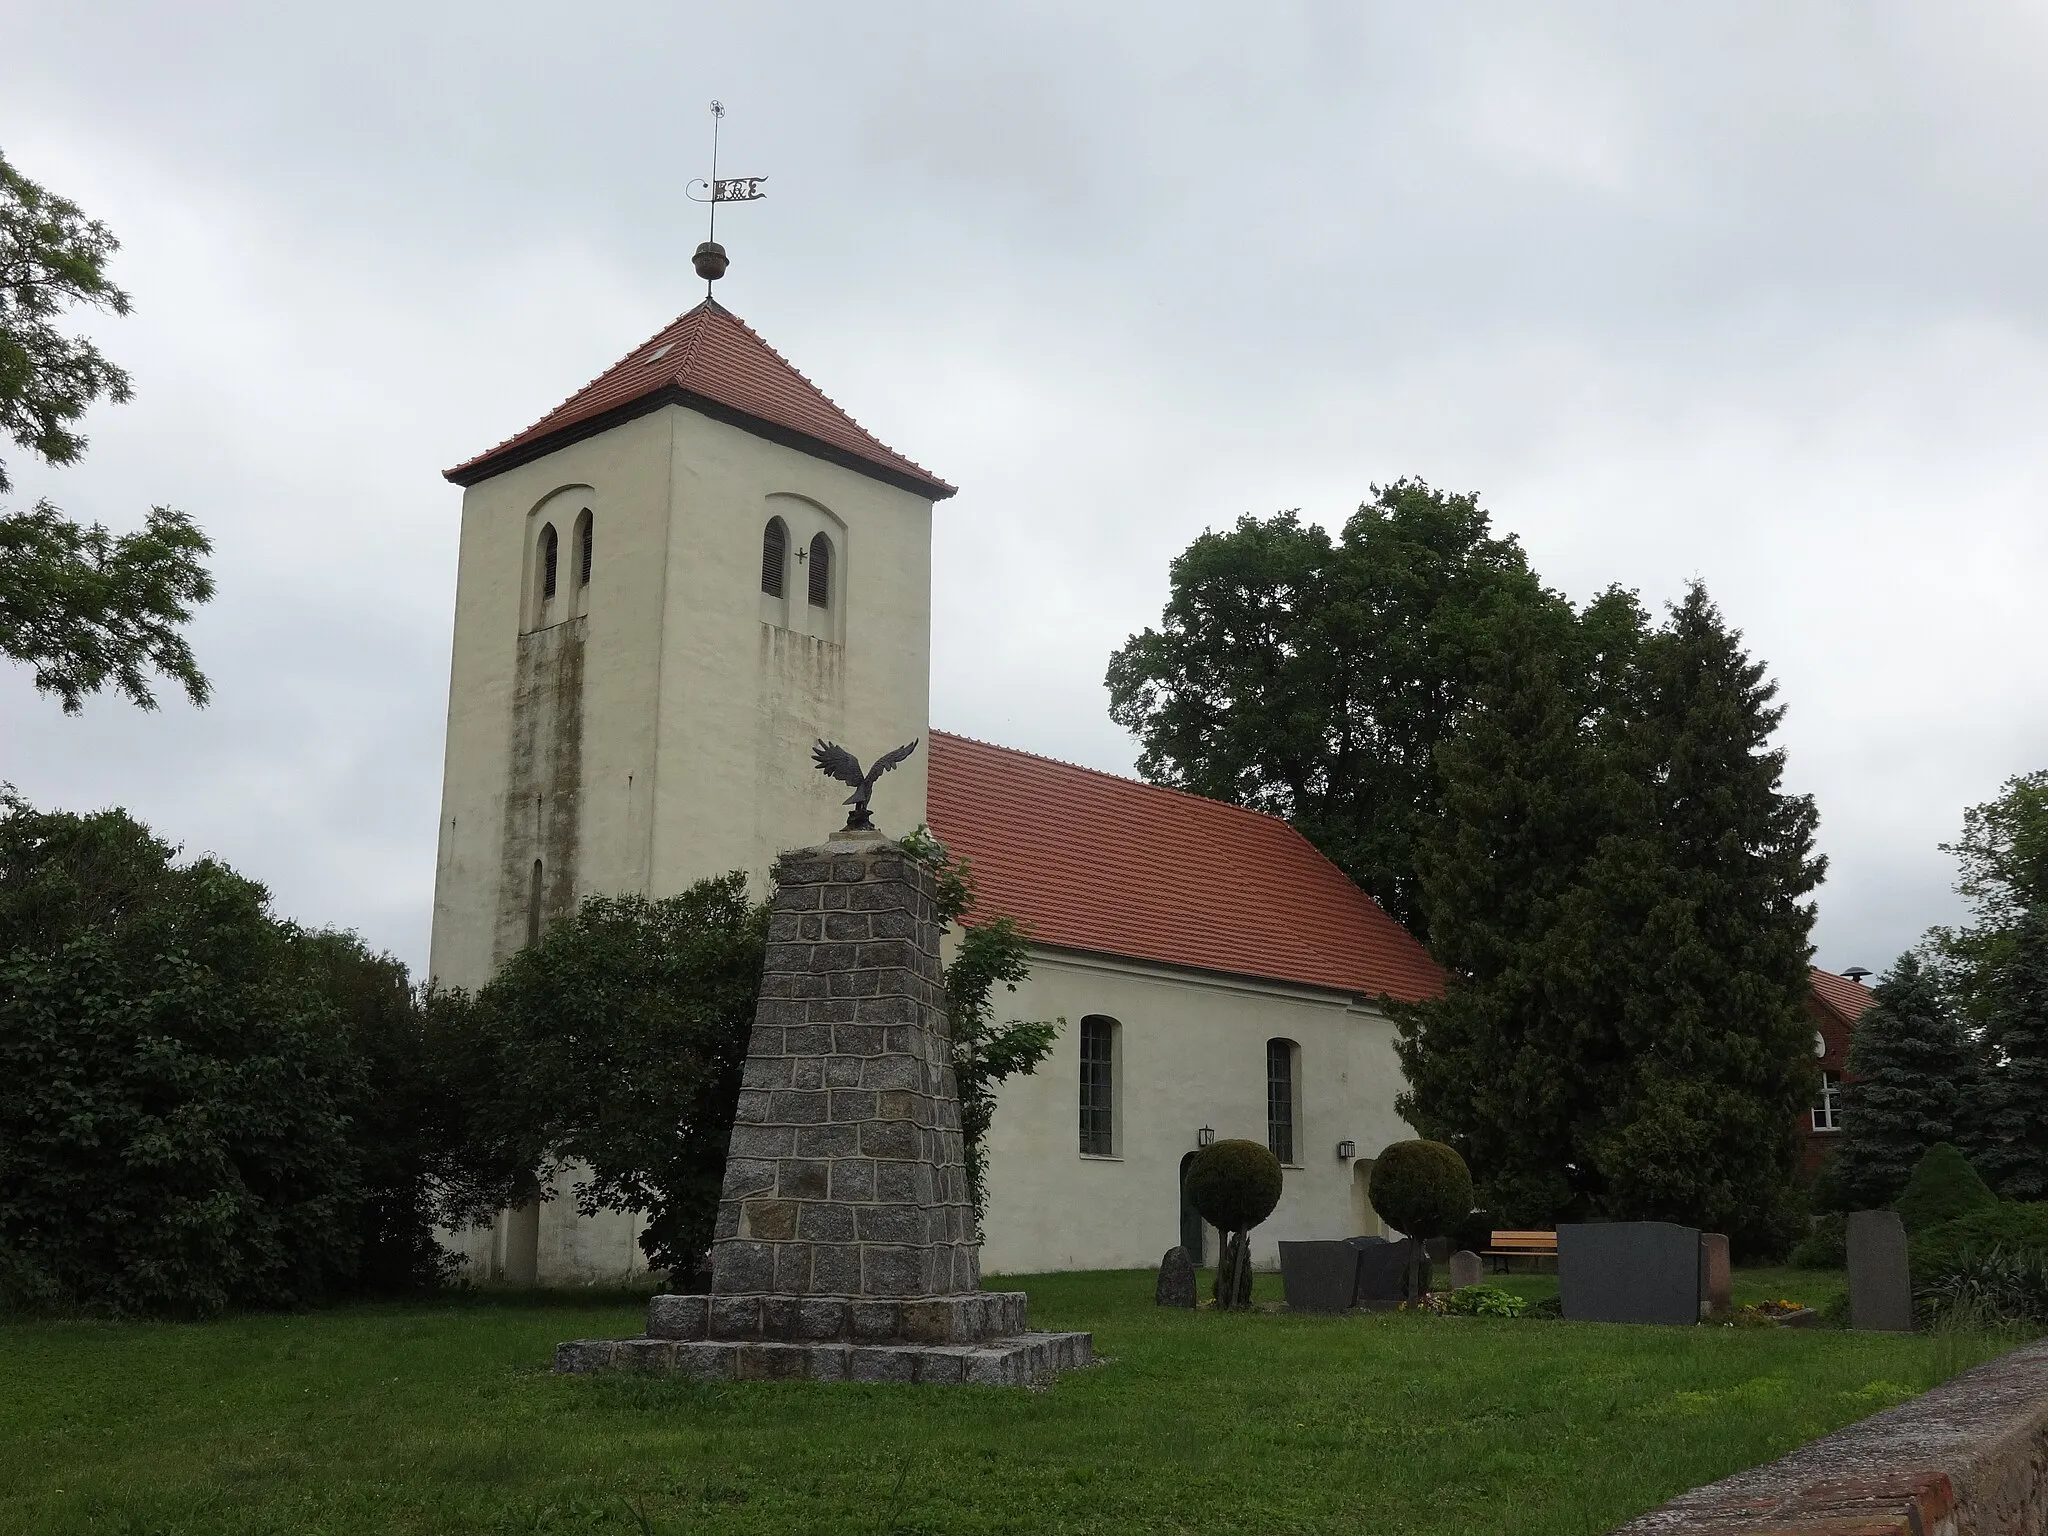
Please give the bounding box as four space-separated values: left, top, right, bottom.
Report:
1400 583 1822 1249
1834 953 1972 1209
1582 585 1822 1245
1971 907 2048 1200
1396 588 1643 1219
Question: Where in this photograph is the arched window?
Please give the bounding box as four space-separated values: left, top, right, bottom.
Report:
540 524 559 601
761 518 787 598
1078 1015 1118 1156
576 511 593 587
808 532 832 608
1266 1038 1300 1164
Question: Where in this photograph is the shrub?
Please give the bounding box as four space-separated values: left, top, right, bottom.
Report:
1369 1140 1475 1241
1911 1202 2048 1290
1452 1207 1494 1255
1184 1140 1284 1234
1788 1213 1846 1270
1445 1283 1525 1318
1920 1246 2048 1328
1184 1139 1283 1310
0 799 363 1316
1893 1142 1998 1233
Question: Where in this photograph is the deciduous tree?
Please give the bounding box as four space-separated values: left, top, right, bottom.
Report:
1105 481 1553 937
0 148 212 711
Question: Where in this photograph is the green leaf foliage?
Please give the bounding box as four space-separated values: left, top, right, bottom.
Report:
456 877 769 1277
1397 584 1822 1254
0 500 213 712
0 151 213 712
1892 1142 1998 1234
1105 481 1553 938
0 148 133 494
0 793 360 1315
1183 1139 1283 1233
1910 1202 2048 1290
1367 1140 1474 1241
1835 955 1973 1209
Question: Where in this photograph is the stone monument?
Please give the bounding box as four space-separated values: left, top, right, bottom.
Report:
1847 1209 1913 1333
1447 1249 1483 1290
557 756 1093 1385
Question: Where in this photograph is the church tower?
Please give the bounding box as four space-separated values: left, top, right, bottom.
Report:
428 299 956 996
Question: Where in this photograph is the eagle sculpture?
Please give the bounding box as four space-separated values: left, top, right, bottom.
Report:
811 737 919 832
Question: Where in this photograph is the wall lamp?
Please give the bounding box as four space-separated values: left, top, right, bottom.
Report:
1336 1140 1357 1160
1196 1126 1216 1148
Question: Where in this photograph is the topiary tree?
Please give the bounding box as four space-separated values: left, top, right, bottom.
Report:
1892 1141 1998 1234
1184 1139 1283 1310
1369 1139 1476 1294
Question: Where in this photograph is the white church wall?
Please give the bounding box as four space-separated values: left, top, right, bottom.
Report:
976 944 1416 1277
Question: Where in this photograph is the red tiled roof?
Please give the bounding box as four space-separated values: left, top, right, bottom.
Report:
1810 967 1878 1026
924 730 1444 1003
444 299 956 499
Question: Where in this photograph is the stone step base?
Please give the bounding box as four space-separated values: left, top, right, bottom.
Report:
555 1330 1094 1387
648 1290 1028 1344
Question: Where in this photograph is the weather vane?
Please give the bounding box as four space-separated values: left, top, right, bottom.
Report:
686 100 767 295
812 739 919 833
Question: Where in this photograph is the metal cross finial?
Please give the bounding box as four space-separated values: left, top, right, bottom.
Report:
687 100 768 296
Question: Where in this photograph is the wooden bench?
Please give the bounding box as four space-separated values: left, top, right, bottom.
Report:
1482 1230 1558 1272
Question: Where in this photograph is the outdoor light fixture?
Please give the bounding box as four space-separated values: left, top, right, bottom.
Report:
1196 1126 1216 1147
1336 1140 1356 1160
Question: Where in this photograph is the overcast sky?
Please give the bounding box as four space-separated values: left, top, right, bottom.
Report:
5 3 2045 980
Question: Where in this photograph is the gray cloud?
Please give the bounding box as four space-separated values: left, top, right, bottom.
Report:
5 1 2045 978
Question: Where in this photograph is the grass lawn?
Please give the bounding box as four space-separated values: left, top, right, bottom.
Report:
0 1267 2020 1536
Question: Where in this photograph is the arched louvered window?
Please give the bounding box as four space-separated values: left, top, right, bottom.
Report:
761 518 787 598
808 532 832 608
540 524 559 600
576 512 593 586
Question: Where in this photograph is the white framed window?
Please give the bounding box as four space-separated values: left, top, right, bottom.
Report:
1812 1071 1841 1132
1078 1015 1118 1156
1267 1038 1301 1164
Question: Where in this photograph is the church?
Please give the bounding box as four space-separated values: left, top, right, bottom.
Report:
425 275 1447 1284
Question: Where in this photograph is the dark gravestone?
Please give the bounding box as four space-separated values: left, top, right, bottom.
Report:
1155 1246 1197 1308
1847 1209 1912 1332
1698 1232 1732 1319
1278 1241 1364 1313
1354 1236 1420 1308
1558 1222 1701 1325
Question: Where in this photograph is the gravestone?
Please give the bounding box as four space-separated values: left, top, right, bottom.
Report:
556 832 1094 1385
1698 1232 1731 1319
1355 1236 1421 1308
1847 1209 1912 1333
1558 1222 1702 1325
1155 1246 1196 1308
1448 1249 1483 1290
1278 1240 1364 1312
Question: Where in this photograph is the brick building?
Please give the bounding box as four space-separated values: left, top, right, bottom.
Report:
1800 967 1876 1175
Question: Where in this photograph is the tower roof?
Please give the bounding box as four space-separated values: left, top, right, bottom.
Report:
444 300 957 499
